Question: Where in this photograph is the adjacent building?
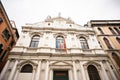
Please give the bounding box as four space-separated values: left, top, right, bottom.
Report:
0 16 119 80
87 20 120 79
0 1 19 73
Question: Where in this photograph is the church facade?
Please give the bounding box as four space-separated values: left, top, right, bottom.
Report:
0 16 119 80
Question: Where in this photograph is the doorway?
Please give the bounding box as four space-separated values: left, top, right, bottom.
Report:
53 70 69 80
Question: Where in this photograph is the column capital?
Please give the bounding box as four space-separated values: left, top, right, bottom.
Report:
10 58 16 61
46 59 50 62
10 58 19 61
33 66 37 70
102 60 106 63
72 60 76 62
72 60 79 63
36 59 42 61
41 59 49 62
8 58 11 60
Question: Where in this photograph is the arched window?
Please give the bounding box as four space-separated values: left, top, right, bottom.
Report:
112 53 120 68
109 27 116 35
98 28 104 34
80 37 89 49
56 36 66 49
21 64 33 73
87 65 101 80
29 35 40 48
114 27 120 34
103 37 113 49
116 37 120 44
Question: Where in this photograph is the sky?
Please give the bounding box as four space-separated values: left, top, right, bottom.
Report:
1 0 120 33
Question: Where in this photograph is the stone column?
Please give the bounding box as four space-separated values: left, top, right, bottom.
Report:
13 69 19 80
45 60 49 80
100 62 109 80
98 67 104 80
73 61 78 80
35 60 41 80
106 61 117 80
49 69 53 80
32 68 36 80
69 69 73 80
8 60 18 80
79 61 86 80
0 60 10 80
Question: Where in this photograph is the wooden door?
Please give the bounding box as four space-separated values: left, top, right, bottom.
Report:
53 71 69 80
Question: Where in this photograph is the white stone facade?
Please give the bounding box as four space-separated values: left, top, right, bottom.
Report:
0 16 118 80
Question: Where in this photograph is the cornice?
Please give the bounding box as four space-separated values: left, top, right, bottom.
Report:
22 27 94 34
97 34 120 37
9 51 108 57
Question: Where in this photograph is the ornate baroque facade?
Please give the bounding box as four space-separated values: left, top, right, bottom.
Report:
0 16 119 80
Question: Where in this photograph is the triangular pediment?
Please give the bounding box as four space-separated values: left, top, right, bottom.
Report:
50 61 72 66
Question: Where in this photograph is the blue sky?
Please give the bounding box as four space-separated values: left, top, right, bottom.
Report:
1 0 120 33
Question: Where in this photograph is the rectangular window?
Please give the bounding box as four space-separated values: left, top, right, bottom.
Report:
30 41 39 48
29 36 39 48
0 17 3 24
81 42 88 49
2 29 10 41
